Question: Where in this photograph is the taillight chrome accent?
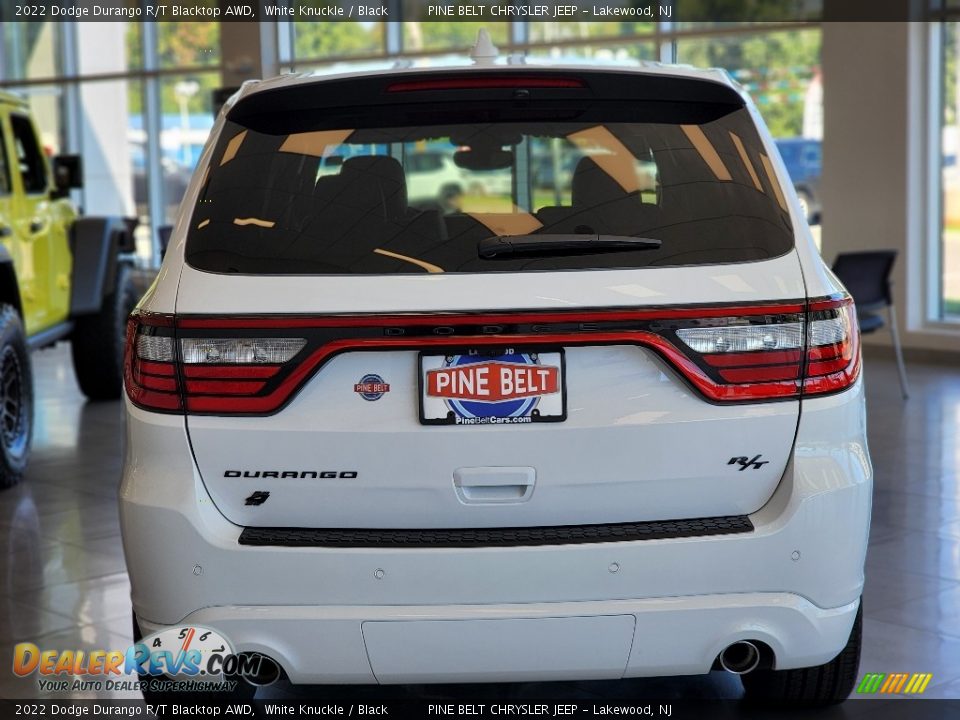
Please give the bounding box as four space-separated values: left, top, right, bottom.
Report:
676 323 804 354
180 338 306 364
136 334 175 362
123 296 861 415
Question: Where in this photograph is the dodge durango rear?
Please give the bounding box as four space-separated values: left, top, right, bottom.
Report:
120 56 871 706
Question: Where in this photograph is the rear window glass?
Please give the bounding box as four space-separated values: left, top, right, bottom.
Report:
186 87 794 275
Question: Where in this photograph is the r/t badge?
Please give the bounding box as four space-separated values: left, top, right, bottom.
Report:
728 455 769 471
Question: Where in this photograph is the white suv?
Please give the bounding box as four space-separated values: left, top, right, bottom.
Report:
120 57 871 706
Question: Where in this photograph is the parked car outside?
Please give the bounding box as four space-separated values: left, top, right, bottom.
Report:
774 137 822 223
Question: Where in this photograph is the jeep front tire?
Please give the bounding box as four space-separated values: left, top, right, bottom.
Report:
0 304 32 488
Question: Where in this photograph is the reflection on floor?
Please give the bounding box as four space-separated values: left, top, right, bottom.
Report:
0 345 959 707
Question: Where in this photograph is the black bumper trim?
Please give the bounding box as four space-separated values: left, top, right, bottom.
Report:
237 515 754 549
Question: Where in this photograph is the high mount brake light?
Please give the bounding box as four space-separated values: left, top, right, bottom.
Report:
123 297 860 415
386 77 585 92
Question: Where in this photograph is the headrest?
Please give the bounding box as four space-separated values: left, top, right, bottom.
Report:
209 133 318 195
340 156 407 218
571 156 631 209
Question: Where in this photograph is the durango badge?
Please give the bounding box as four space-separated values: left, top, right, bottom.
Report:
354 374 390 401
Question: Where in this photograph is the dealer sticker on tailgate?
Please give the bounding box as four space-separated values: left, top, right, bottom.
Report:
419 349 566 426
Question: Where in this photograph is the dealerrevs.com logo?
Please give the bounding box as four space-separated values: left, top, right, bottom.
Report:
12 625 275 693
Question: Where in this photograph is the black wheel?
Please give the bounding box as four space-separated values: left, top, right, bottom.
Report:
70 263 138 400
741 601 862 706
132 611 257 704
0 305 31 490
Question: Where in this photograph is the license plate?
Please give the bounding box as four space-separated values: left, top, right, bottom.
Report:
419 349 566 426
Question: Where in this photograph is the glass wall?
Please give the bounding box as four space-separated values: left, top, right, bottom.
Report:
157 70 219 224
940 22 960 321
528 22 655 43
1 22 65 83
1 23 69 154
294 21 385 62
403 22 508 53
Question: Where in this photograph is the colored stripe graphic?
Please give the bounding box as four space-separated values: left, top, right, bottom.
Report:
857 673 885 693
879 674 899 693
857 672 932 694
905 673 933 694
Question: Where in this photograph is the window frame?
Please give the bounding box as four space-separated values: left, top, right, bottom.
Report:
0 116 12 197
9 112 49 196
923 20 960 329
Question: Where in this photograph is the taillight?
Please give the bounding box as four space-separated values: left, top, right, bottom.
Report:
670 295 860 401
802 297 861 396
124 313 181 411
124 312 310 414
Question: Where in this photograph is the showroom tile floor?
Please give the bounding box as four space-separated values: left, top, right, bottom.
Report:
0 345 958 709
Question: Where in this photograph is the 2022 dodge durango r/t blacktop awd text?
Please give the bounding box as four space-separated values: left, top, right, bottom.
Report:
120 54 871 705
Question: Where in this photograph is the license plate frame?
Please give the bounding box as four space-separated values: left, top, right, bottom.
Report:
418 347 567 427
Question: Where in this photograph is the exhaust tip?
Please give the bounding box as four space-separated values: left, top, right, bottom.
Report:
719 641 761 675
238 652 282 686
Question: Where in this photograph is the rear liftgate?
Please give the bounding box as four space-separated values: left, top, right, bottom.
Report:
124 296 859 535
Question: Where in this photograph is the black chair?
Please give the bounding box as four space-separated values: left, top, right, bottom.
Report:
831 250 909 399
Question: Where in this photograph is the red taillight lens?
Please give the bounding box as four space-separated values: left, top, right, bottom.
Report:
802 297 860 396
124 313 309 414
124 313 181 411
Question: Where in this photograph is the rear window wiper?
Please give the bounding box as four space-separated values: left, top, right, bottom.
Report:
478 234 661 260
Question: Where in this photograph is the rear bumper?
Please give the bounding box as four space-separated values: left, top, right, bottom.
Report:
136 594 860 684
120 378 871 683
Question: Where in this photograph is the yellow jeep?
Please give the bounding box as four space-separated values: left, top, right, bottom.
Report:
0 91 137 487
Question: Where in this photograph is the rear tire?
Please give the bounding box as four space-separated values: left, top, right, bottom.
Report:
0 305 31 489
70 263 137 400
741 601 862 706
